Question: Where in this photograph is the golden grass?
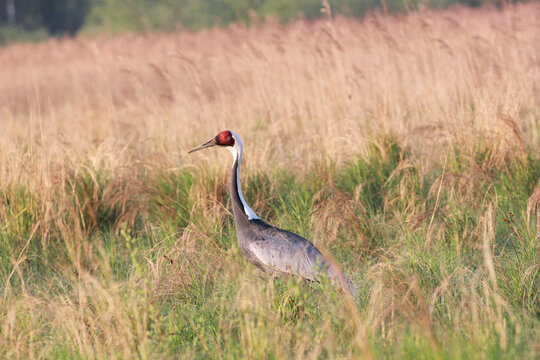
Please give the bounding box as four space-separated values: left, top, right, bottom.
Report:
0 2 539 358
1 4 538 181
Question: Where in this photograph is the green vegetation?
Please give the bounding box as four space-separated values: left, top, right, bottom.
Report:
0 0 518 43
78 0 515 34
0 3 539 357
0 25 48 45
1 135 538 358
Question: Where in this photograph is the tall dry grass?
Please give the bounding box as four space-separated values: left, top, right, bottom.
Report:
1 4 538 175
0 3 539 358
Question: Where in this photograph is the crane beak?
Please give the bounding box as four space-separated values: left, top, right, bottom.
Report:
188 138 217 154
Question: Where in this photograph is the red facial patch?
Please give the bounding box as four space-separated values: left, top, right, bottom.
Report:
216 130 235 146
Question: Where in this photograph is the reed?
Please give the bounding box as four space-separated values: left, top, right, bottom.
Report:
0 3 538 358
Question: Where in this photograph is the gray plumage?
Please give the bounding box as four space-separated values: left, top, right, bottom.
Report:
189 130 356 298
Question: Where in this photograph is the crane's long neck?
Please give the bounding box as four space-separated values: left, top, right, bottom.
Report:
229 134 259 221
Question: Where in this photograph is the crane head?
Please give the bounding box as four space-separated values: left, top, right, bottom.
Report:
188 130 235 154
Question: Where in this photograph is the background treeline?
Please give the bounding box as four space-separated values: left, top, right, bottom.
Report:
0 0 520 43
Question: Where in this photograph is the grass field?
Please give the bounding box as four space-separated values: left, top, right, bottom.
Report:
0 3 539 359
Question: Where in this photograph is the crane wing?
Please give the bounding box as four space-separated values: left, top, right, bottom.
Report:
247 222 332 281
240 219 358 298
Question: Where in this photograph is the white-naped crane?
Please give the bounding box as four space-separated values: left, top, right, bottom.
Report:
189 130 357 298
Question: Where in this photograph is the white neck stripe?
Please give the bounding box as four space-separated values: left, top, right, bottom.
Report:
228 132 259 220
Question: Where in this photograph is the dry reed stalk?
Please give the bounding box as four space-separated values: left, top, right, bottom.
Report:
0 3 538 358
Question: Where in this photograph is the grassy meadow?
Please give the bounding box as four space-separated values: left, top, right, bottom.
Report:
1 3 540 358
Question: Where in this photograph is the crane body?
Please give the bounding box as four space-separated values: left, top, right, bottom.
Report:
189 130 356 297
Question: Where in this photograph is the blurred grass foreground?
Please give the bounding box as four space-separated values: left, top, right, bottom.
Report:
0 1 539 358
